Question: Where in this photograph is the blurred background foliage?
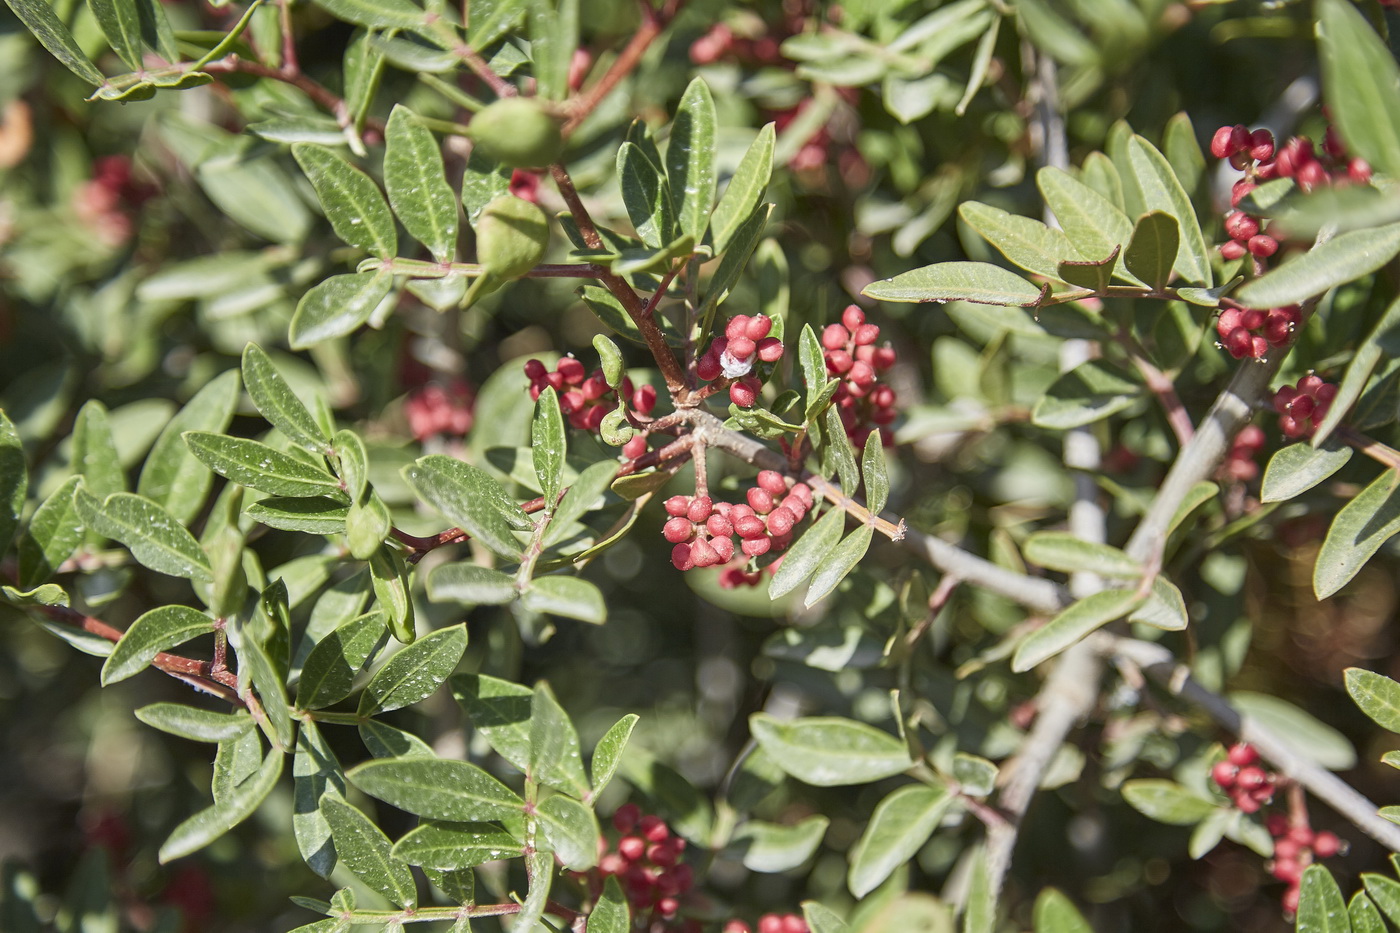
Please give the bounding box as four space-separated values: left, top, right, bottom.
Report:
2 0 1399 930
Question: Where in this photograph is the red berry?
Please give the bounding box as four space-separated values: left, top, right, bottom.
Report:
687 496 713 523
822 324 849 350
728 335 757 360
632 384 657 414
853 323 880 346
826 349 853 374
1211 761 1239 788
1272 857 1302 885
664 495 691 517
1240 309 1266 331
557 357 586 384
614 803 641 833
524 359 547 380
706 513 733 538
746 315 773 340
712 535 734 562
1249 128 1276 162
729 378 758 408
1350 158 1373 184
1298 374 1325 396
1248 235 1279 258
1227 743 1259 767
740 535 771 557
640 815 670 842
766 506 797 537
1266 813 1290 837
697 349 723 382
1231 179 1258 207
671 543 693 571
1225 212 1260 241
1211 125 1235 159
1220 240 1248 261
757 470 787 496
726 316 749 340
1312 831 1342 858
1250 335 1270 359
747 487 775 514
1297 161 1328 190
756 337 785 362
734 514 767 539
619 836 646 860
842 305 866 330
664 517 695 543
1283 885 1301 915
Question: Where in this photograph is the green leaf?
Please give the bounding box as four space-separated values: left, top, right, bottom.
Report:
18 476 85 589
1127 136 1212 286
590 877 630 933
1351 893 1386 933
293 145 397 259
528 0 578 100
529 682 589 797
1345 668 1400 734
863 261 1045 306
803 902 851 933
1023 532 1142 578
358 624 466 715
135 703 252 742
1260 440 1353 503
369 545 415 644
955 16 998 115
246 497 350 534
952 753 998 797
1012 589 1145 672
1055 247 1118 294
242 345 331 456
1314 470 1400 599
385 106 459 262
320 794 417 909
1314 293 1400 446
159 748 282 862
1230 691 1356 770
308 0 426 29
856 892 954 933
532 387 566 509
847 784 953 897
1037 166 1136 280
1123 211 1179 292
711 123 775 255
516 848 553 933
1033 889 1092 933
1296 864 1349 933
1318 0 1400 180
294 721 345 879
668 78 718 242
1364 874 1400 926
749 714 911 786
71 401 124 501
183 432 341 499
770 507 846 599
74 490 213 582
537 793 600 869
427 563 518 605
0 410 25 556
618 142 676 250
347 758 524 821
102 605 214 685
958 201 1074 280
616 750 714 843
1031 361 1142 430
521 575 607 624
290 271 393 349
730 816 828 873
591 713 638 796
804 525 873 607
4 0 106 84
295 610 388 710
391 821 524 870
346 495 390 561
698 204 772 324
452 673 533 771
138 370 240 524
544 460 618 549
1128 576 1188 631
1233 223 1400 309
360 720 436 760
404 455 527 559
859 431 891 517
1121 780 1217 825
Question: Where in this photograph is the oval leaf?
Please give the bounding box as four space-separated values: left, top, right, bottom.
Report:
103 605 215 685
749 714 911 786
847 784 953 897
863 261 1045 306
346 758 524 821
290 271 393 350
358 624 467 715
1012 589 1145 672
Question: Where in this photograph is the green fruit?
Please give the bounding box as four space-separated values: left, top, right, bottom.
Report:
467 97 566 168
476 195 550 280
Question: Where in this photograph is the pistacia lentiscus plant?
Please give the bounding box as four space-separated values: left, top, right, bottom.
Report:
9 0 1400 931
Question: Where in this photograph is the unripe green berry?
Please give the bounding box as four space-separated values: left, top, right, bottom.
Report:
468 97 565 168
476 195 550 280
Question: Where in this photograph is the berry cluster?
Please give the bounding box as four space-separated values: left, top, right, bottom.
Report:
723 914 810 933
578 805 699 932
1210 743 1276 814
1219 423 1266 483
1272 375 1338 439
697 314 785 408
821 305 897 447
525 357 656 459
663 471 814 573
404 379 476 441
1263 811 1344 915
1215 304 1301 360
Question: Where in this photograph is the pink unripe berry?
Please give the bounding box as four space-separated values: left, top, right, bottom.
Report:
706 513 733 538
841 305 866 330
757 470 787 496
756 337 784 362
746 315 773 340
691 536 720 567
1220 240 1248 261
729 378 759 408
1249 128 1276 161
725 923 753 933
1236 793 1262 813
687 496 713 523
1280 414 1305 437
1350 158 1373 183
1272 858 1302 885
826 349 853 374
873 345 897 369
658 897 680 917
619 836 646 860
1312 831 1342 858
664 516 695 543
734 514 767 539
671 543 694 571
1210 125 1235 159
766 506 797 537
1224 212 1260 241
741 535 771 557
853 323 880 345
728 335 757 359
849 360 876 388
1297 160 1328 190
1211 761 1239 788
712 535 734 562
747 487 775 514
779 494 807 518
822 323 849 350
1248 235 1279 258
1283 886 1301 914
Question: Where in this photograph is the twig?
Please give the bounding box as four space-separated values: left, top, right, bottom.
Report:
450 43 518 99
1107 635 1400 852
1117 331 1195 447
1336 423 1400 473
562 0 674 135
